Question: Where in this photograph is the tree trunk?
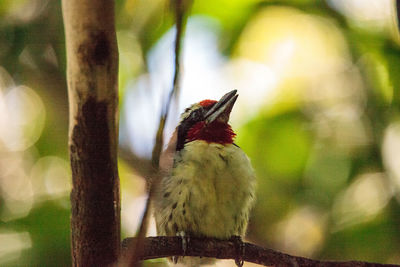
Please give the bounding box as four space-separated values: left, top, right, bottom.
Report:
62 0 120 266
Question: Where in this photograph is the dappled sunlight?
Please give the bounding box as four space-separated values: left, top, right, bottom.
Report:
30 156 71 198
332 172 391 230
232 5 372 156
1 0 49 24
308 101 371 151
0 69 40 221
272 206 327 257
236 6 350 82
0 151 34 221
329 0 393 32
0 231 31 265
382 122 400 201
0 85 45 151
0 59 70 264
222 58 278 124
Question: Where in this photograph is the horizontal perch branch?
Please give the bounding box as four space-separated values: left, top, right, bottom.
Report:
121 236 399 267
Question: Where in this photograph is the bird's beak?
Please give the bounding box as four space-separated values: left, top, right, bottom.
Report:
205 90 238 124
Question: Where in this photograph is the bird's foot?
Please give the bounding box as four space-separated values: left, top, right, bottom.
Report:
230 236 245 267
172 231 190 263
179 231 190 255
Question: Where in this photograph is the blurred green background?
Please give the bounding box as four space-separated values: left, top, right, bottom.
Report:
1 0 400 266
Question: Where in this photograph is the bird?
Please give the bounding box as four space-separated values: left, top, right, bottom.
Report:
154 90 256 266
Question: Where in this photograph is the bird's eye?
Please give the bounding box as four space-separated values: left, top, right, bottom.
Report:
189 108 204 122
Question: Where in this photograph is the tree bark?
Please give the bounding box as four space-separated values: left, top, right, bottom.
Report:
62 0 120 266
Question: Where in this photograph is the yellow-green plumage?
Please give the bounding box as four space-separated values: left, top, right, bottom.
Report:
154 140 256 265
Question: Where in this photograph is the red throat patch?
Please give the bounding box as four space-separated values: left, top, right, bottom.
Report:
186 121 236 144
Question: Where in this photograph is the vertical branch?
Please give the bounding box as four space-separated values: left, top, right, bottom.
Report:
62 0 120 266
151 0 186 169
125 1 190 266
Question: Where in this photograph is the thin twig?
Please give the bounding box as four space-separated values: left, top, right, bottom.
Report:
151 0 186 169
124 1 189 266
121 236 400 267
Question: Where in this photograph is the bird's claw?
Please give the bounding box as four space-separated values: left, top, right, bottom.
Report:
231 236 245 267
172 231 190 263
179 231 190 256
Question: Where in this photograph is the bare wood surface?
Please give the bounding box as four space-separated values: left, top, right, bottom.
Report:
62 0 120 265
121 236 399 267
